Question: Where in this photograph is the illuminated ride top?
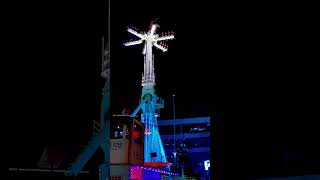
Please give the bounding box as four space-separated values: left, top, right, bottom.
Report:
124 21 175 168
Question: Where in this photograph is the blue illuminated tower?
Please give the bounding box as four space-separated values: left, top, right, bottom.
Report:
124 22 175 165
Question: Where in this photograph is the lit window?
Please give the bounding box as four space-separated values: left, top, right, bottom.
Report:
204 160 210 171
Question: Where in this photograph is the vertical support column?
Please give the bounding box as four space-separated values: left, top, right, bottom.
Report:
99 125 110 180
99 163 107 180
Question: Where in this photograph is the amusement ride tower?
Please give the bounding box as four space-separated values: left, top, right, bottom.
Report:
124 22 175 166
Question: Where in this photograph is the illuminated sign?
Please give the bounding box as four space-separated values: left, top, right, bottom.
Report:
204 160 210 171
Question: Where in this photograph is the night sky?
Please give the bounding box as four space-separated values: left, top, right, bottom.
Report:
4 1 318 179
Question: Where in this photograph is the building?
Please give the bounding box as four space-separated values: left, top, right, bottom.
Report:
110 115 179 180
158 116 211 179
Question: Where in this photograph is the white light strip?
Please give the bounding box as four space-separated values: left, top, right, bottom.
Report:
124 40 143 46
154 43 167 52
127 28 145 39
150 25 157 36
131 165 180 176
156 35 174 41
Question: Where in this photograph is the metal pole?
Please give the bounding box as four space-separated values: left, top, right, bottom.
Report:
107 0 110 178
103 1 110 180
173 94 176 170
108 0 110 50
101 37 104 126
173 94 175 150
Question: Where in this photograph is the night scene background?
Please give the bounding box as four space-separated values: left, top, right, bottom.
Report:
3 0 318 179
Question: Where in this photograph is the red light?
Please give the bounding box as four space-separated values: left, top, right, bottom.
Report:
133 130 140 140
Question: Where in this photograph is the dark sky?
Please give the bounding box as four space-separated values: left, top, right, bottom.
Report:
4 1 318 179
111 1 211 119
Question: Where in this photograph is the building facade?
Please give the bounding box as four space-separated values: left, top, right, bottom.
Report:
158 117 211 179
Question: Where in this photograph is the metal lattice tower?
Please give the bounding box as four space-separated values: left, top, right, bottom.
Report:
65 1 111 180
124 22 175 164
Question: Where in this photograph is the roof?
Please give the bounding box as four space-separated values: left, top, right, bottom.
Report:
158 117 210 125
